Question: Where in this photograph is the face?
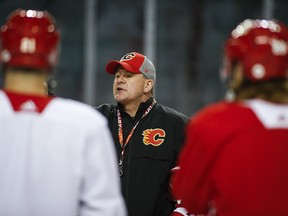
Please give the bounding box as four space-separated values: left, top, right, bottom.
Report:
113 66 151 105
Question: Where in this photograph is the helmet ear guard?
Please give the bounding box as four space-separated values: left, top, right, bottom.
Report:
0 9 60 72
221 19 288 83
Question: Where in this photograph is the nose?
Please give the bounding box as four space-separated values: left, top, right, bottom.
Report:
115 75 125 84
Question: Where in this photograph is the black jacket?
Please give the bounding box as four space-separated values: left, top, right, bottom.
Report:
97 97 188 216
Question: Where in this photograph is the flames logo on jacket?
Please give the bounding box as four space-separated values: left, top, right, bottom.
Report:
142 128 165 146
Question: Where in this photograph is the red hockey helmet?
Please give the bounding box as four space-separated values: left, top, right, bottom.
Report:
221 19 288 82
0 9 60 71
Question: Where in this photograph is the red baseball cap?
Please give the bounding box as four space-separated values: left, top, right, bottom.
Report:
106 52 156 82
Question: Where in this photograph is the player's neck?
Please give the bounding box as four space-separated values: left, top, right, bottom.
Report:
122 95 150 117
4 70 48 96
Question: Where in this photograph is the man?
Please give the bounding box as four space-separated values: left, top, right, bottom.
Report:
0 9 126 216
171 19 288 216
97 52 188 216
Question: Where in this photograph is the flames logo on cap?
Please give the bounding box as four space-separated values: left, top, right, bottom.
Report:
120 53 135 61
142 128 165 146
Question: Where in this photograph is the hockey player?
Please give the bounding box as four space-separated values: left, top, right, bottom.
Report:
0 9 126 216
172 19 288 216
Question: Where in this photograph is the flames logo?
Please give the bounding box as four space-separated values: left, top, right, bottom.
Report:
142 128 165 146
120 52 135 61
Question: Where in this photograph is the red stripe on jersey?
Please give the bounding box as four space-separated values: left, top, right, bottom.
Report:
4 90 54 113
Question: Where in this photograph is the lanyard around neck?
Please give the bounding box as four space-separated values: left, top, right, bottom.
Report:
117 99 156 176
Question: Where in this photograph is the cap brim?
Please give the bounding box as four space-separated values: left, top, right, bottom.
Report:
106 60 141 75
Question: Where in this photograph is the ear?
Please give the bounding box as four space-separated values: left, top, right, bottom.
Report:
143 79 154 93
228 62 244 89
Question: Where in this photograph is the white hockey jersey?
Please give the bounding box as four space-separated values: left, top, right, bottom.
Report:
0 90 127 216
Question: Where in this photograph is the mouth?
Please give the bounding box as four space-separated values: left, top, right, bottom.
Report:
115 86 125 93
115 86 126 94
